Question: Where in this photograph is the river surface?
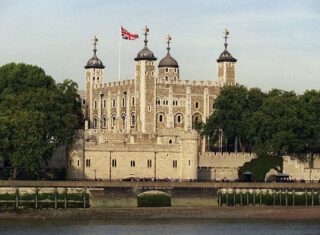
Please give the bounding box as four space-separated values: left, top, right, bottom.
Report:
0 218 319 235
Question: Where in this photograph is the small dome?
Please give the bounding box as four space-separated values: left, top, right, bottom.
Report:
85 37 105 69
158 37 179 68
217 49 237 63
85 54 105 69
135 30 156 61
159 54 178 68
135 47 156 61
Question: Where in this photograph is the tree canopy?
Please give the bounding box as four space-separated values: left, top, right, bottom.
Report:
0 63 83 179
201 85 320 179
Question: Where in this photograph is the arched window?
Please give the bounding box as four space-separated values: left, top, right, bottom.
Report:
93 117 97 129
131 113 136 126
163 100 166 105
195 101 199 109
165 76 168 81
169 139 173 144
166 68 168 73
159 114 163 123
177 115 182 123
103 116 106 128
166 100 168 105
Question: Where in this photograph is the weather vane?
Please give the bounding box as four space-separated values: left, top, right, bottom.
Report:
224 29 229 50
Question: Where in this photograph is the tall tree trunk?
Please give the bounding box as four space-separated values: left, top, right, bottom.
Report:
309 153 314 169
239 137 247 153
13 167 17 180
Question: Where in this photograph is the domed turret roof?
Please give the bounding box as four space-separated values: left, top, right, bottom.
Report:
158 38 179 68
217 30 237 63
85 36 105 69
217 49 237 63
135 28 156 61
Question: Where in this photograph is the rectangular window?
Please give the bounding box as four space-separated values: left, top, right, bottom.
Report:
188 160 190 166
147 159 152 168
122 97 126 107
132 97 135 106
103 100 106 108
69 160 72 166
77 160 79 166
173 160 177 168
130 160 135 167
86 159 91 167
112 159 117 167
112 98 116 108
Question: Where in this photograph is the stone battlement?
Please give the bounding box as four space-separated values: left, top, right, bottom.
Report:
157 79 218 87
199 152 256 168
93 79 135 89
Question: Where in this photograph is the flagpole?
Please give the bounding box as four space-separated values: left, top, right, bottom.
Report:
118 25 121 81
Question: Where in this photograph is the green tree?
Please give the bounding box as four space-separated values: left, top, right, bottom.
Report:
202 85 265 152
0 63 83 179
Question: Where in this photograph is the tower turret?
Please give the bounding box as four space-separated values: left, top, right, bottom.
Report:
217 29 237 87
134 26 157 133
158 35 179 82
85 36 105 129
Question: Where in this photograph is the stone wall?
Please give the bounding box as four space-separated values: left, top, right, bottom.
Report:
67 129 198 181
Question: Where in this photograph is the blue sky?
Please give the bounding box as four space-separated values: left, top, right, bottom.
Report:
0 0 319 93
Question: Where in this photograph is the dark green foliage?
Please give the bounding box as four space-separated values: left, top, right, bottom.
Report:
137 193 171 207
201 85 320 180
238 156 283 182
0 63 83 178
0 192 90 209
220 192 319 206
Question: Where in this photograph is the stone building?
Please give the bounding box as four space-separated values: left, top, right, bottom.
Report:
67 29 237 181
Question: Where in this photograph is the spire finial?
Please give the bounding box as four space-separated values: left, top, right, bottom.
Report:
224 29 229 50
144 26 149 47
92 35 98 55
167 34 172 55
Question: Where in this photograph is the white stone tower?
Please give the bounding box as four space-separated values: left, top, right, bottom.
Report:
217 29 237 87
134 26 157 133
85 36 105 129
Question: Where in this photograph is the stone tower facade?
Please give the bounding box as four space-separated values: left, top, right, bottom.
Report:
67 28 237 181
217 31 237 87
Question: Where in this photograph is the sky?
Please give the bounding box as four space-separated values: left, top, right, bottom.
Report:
0 0 319 93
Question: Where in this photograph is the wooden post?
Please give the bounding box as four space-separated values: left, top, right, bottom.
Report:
253 190 256 206
64 187 67 209
305 189 308 206
218 190 221 206
259 190 262 206
233 189 236 206
246 191 249 206
285 189 288 206
240 190 243 206
15 187 19 210
279 189 282 206
35 187 38 210
292 189 295 206
54 187 57 209
83 187 86 208
273 190 276 206
312 189 314 206
226 190 229 206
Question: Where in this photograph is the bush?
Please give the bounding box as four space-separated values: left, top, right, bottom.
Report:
137 193 171 207
238 156 283 181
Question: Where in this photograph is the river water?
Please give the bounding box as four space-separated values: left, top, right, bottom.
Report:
0 218 319 234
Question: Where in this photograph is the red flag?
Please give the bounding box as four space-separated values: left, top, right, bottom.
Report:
121 26 139 40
